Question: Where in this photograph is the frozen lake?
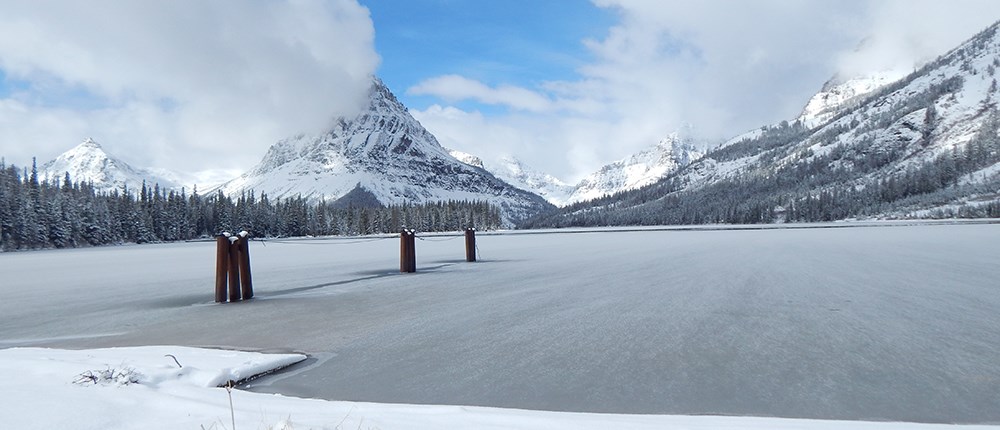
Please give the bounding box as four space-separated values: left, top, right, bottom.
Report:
1 223 998 424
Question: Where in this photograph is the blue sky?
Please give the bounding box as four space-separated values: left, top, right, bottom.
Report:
362 0 616 115
3 0 1000 184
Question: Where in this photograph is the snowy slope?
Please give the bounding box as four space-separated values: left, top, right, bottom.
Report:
567 132 702 203
449 149 575 206
791 23 1000 184
220 79 552 223
41 138 181 193
798 70 909 127
714 71 908 155
684 71 910 195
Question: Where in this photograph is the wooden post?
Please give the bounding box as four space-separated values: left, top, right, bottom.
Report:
215 236 229 303
228 238 242 302
465 228 476 262
400 230 408 273
408 229 417 272
238 232 253 300
400 229 416 273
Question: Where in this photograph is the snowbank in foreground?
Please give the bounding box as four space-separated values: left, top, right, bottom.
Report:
0 346 994 430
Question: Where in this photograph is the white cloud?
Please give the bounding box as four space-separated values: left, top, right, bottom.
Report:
0 0 379 183
412 104 646 183
408 75 555 112
413 105 524 156
838 0 1000 77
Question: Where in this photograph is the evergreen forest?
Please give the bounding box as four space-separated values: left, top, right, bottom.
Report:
0 160 502 251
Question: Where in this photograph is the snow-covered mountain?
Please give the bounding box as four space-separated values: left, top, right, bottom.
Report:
41 138 181 193
448 150 575 206
219 79 553 223
567 133 703 204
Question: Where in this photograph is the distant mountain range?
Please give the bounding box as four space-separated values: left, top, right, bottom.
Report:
447 150 575 206
449 132 703 206
567 133 702 204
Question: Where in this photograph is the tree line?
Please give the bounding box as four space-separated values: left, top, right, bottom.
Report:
0 160 501 251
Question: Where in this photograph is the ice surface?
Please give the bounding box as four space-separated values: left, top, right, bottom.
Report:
1 223 999 425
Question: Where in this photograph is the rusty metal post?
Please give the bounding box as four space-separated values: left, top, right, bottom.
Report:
228 238 242 302
215 236 229 303
238 233 253 300
465 228 476 262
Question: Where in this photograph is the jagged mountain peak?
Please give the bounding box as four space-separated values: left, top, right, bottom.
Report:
79 137 101 149
247 78 450 175
61 137 109 160
221 78 553 224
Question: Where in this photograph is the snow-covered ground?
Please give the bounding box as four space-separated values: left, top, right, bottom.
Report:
2 346 997 430
1 222 999 428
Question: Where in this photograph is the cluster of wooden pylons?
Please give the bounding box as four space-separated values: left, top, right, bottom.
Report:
214 231 254 303
214 228 478 303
